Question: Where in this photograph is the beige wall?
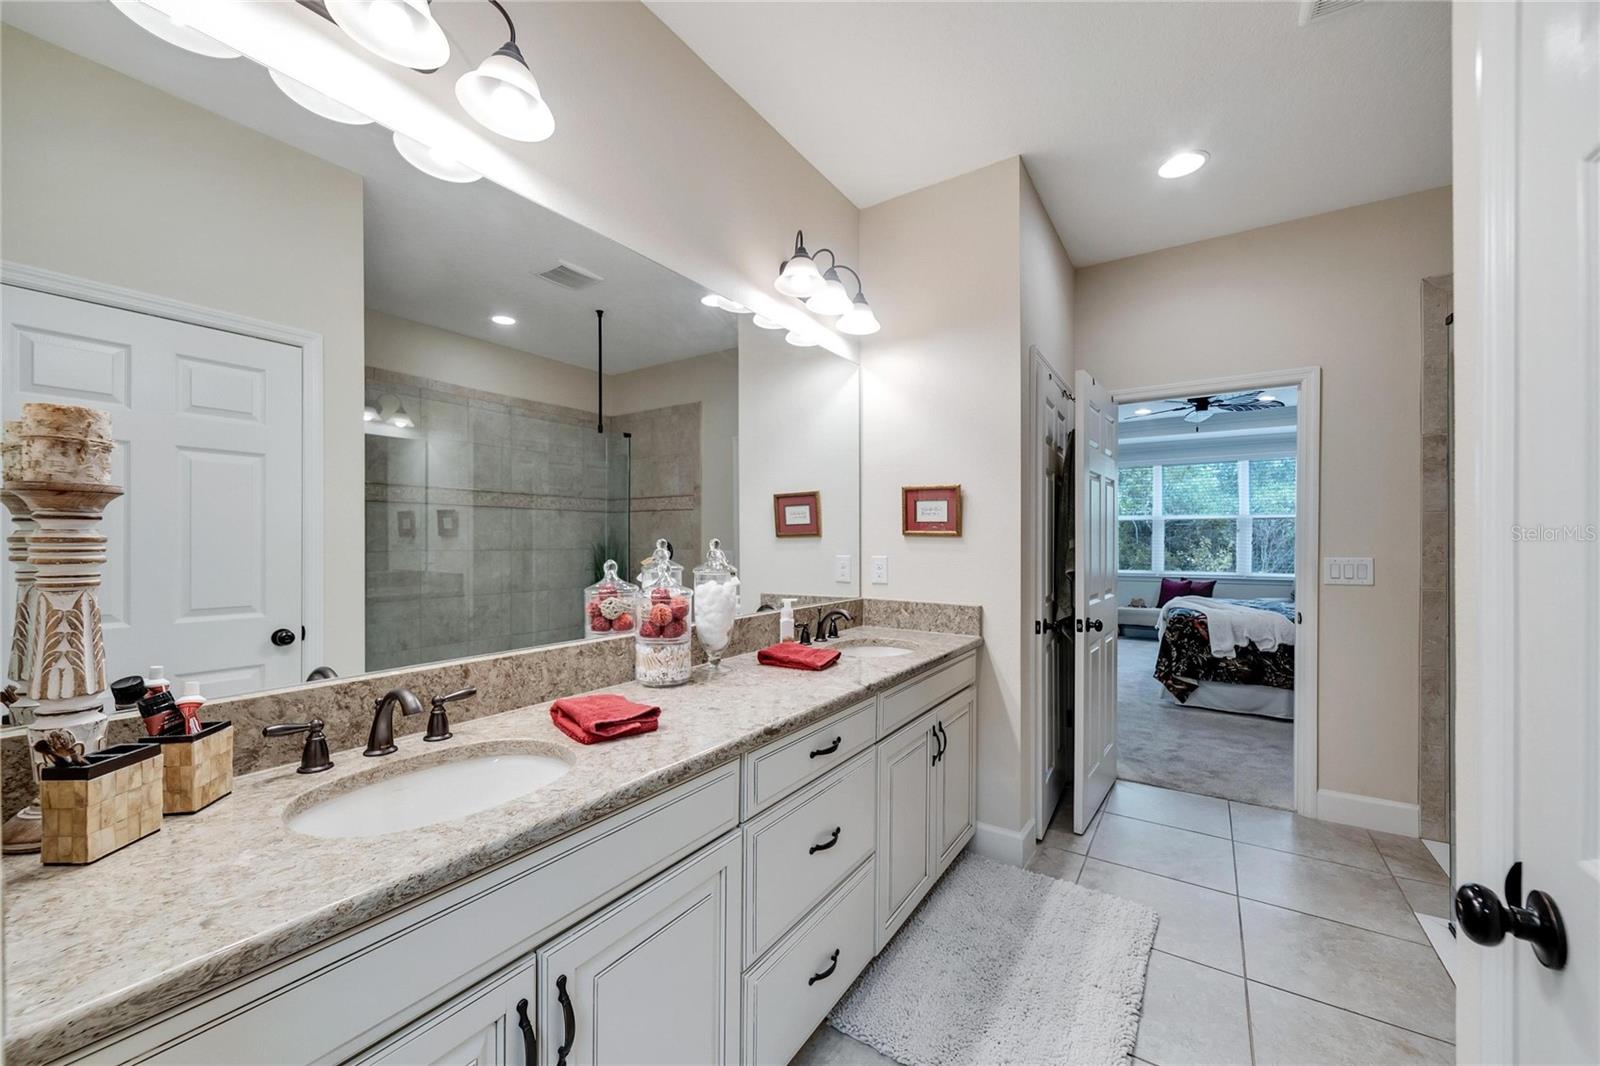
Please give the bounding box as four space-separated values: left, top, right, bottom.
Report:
737 322 860 610
1074 187 1453 808
860 159 1030 841
0 28 367 675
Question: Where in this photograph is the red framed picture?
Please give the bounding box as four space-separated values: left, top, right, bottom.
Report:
773 491 822 537
902 484 963 536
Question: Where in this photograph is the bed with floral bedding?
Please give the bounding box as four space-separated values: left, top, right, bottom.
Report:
1152 597 1296 715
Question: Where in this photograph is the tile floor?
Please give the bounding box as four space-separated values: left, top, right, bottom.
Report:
792 780 1455 1066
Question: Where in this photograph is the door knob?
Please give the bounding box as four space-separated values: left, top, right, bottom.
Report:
1086 618 1104 632
1455 881 1568 970
270 627 297 647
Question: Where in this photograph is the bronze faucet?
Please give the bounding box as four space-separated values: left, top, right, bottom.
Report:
365 687 424 757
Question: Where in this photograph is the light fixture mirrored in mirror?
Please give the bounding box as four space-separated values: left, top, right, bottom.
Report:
111 0 241 59
392 130 482 183
326 0 450 71
751 314 785 330
784 329 819 348
268 69 373 126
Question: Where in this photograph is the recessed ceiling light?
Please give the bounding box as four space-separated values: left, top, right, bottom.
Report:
1158 150 1209 180
490 314 516 326
1257 393 1278 403
1134 408 1153 416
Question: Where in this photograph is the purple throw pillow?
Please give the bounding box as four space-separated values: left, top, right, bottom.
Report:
1156 577 1191 607
1188 579 1217 598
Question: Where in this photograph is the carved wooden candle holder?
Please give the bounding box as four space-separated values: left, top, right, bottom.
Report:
139 721 234 814
39 742 163 865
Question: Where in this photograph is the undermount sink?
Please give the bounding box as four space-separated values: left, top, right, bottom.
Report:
832 640 915 660
285 742 572 839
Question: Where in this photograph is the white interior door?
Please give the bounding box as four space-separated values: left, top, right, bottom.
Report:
2 286 305 695
1032 355 1070 837
1467 3 1599 1060
1071 370 1118 833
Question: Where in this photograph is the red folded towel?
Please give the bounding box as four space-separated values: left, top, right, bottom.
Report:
551 694 661 744
757 642 841 671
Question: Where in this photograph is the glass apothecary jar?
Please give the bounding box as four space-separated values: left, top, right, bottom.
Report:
635 539 693 687
692 539 740 671
584 560 638 639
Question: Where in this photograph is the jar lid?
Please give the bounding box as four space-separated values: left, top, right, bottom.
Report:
694 537 738 579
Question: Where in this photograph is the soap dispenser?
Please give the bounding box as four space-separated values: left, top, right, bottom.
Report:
778 598 798 643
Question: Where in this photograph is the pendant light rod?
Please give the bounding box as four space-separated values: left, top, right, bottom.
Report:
595 309 605 434
486 0 516 42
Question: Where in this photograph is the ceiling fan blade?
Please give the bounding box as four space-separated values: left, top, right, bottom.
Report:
1215 391 1265 405
1130 403 1189 418
1216 400 1285 412
1184 408 1216 424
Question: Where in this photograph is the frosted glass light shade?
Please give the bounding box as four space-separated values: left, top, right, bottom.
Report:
805 275 853 316
836 295 881 336
392 131 482 183
775 254 823 298
751 314 785 330
269 69 373 125
326 0 450 70
784 330 819 348
455 43 555 142
112 1 241 59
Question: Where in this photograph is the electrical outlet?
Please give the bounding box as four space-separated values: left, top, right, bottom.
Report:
834 554 851 583
1323 556 1374 585
870 555 889 585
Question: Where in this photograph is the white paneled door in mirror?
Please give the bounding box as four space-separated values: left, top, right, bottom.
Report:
2 286 305 696
1072 370 1119 834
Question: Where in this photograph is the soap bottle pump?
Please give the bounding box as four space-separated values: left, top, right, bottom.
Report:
779 598 798 643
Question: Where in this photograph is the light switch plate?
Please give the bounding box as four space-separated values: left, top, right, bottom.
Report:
1323 556 1374 585
834 554 851 583
870 555 889 585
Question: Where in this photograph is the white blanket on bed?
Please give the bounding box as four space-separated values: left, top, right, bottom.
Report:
1158 596 1297 658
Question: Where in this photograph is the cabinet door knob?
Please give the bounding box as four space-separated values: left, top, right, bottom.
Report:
809 826 842 854
270 627 296 647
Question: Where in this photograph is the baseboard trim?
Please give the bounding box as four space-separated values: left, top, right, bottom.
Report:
972 817 1036 866
1316 788 1420 836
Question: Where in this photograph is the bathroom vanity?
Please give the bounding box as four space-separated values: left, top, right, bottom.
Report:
1 630 979 1066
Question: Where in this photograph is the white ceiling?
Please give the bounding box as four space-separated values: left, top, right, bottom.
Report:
648 1 1451 265
3 3 736 373
1119 386 1300 442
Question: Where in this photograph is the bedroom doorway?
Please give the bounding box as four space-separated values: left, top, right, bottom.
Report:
1110 369 1320 815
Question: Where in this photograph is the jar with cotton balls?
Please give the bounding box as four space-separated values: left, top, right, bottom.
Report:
692 539 739 673
634 539 693 687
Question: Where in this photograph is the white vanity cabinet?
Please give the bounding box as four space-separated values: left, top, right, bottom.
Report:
932 689 977 875
353 958 538 1066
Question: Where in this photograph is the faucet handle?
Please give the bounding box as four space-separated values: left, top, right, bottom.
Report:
795 621 813 646
263 718 333 774
425 687 476 743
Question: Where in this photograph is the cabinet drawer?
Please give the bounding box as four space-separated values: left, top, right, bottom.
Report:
742 859 875 1066
742 698 876 817
878 652 976 736
743 749 876 966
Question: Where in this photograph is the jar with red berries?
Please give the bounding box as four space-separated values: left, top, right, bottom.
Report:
583 559 639 639
634 539 694 686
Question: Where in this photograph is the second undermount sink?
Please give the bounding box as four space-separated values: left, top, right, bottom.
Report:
831 639 915 660
285 742 571 839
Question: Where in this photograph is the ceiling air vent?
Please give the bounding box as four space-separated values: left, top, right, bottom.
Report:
538 260 604 291
1299 0 1362 25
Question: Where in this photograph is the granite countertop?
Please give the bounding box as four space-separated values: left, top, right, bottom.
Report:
2 627 980 1065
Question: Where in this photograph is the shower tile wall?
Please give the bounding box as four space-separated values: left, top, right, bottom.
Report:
1417 275 1452 843
365 368 613 670
611 401 704 575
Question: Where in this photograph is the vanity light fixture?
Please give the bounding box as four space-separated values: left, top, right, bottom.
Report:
269 69 374 125
804 272 854 317
363 404 381 422
700 294 752 314
455 2 556 143
392 130 482 183
111 0 243 59
325 0 450 71
784 329 820 348
388 401 415 429
775 232 824 298
490 314 517 326
835 292 881 336
751 314 785 330
1158 150 1209 179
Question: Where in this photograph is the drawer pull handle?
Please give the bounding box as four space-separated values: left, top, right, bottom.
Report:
809 736 843 759
809 949 841 986
515 998 536 1066
556 974 575 1066
809 826 842 854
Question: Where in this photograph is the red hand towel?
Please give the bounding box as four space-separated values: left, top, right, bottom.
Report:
757 643 841 671
551 694 661 744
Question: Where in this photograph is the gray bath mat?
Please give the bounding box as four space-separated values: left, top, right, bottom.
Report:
829 853 1158 1065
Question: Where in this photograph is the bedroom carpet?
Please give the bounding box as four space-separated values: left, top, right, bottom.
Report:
828 853 1157 1066
1117 637 1294 809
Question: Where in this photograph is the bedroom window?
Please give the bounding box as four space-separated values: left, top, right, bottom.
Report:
1117 457 1296 576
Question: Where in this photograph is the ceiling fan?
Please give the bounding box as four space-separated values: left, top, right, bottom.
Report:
1128 391 1284 424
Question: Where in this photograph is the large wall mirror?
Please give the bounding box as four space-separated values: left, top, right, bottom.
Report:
0 6 860 719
